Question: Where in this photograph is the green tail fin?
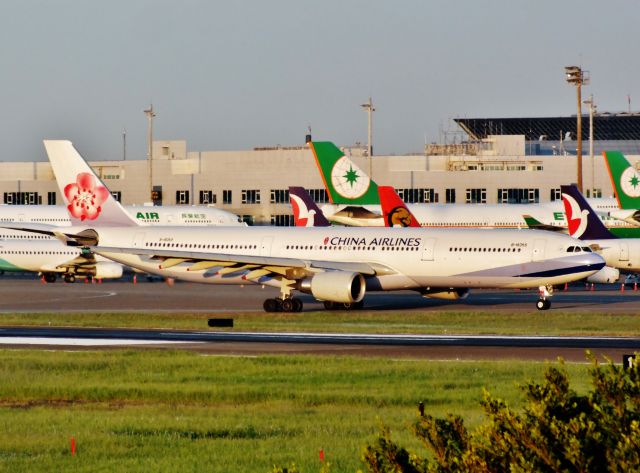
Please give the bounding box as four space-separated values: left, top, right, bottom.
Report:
604 150 640 209
309 141 379 205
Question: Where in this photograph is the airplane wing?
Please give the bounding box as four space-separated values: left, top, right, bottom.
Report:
90 246 397 280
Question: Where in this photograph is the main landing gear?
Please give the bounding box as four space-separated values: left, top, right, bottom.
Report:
263 297 303 313
536 285 553 310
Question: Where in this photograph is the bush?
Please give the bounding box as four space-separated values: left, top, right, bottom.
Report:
362 354 640 472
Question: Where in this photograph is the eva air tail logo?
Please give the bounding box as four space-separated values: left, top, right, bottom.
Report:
330 156 370 199
620 166 640 197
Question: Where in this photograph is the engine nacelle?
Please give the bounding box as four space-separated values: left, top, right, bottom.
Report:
420 288 470 300
84 262 124 279
299 271 365 303
586 266 620 284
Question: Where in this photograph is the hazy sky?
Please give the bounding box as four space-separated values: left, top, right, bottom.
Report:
1 1 638 161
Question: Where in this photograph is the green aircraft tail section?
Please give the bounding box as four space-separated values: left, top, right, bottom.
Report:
604 150 640 210
309 141 379 205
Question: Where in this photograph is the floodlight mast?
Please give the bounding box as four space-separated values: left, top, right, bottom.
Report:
361 97 375 177
144 104 156 203
565 66 589 193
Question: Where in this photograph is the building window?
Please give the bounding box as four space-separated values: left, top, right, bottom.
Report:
397 188 435 203
4 192 15 205
199 190 216 205
588 188 602 198
5 192 40 205
223 190 232 205
271 214 295 226
240 215 254 225
270 189 289 204
47 192 56 205
176 190 190 205
241 189 261 204
308 189 328 203
466 188 486 204
445 188 456 204
550 188 561 201
111 191 122 202
497 188 539 204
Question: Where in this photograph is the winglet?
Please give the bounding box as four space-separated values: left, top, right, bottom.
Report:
603 150 640 210
289 187 330 227
561 184 616 240
308 141 379 205
378 186 420 227
43 140 139 227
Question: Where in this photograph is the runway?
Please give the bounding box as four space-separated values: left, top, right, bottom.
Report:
0 277 638 360
0 277 639 313
0 325 638 362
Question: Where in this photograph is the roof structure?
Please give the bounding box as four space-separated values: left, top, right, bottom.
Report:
455 114 640 141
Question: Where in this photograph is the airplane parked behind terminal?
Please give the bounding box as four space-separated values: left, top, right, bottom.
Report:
309 141 632 234
6 139 604 312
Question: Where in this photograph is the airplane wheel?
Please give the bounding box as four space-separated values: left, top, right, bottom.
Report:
281 298 294 312
263 298 278 312
323 301 337 310
44 273 57 283
536 299 550 311
64 274 76 283
292 298 303 312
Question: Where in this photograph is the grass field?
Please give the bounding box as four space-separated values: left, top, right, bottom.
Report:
0 348 596 472
0 309 639 335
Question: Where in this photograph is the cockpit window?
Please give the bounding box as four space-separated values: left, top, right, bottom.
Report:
582 246 592 252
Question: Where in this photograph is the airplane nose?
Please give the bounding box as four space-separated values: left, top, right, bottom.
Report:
583 252 606 270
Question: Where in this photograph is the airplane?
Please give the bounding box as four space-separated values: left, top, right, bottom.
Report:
4 139 604 313
561 183 640 276
0 202 244 229
603 150 640 231
0 239 122 282
308 141 630 233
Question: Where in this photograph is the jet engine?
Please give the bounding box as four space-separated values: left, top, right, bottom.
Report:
298 271 366 303
586 266 620 284
77 262 124 279
420 288 470 300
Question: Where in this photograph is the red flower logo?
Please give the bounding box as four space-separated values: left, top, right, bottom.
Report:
64 172 110 221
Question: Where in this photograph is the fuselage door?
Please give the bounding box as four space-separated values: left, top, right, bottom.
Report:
133 233 146 248
421 238 436 261
532 239 546 262
620 242 629 261
260 236 273 257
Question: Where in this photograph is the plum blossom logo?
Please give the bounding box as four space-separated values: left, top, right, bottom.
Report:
64 173 110 221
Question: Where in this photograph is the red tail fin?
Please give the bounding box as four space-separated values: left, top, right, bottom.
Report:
378 186 421 227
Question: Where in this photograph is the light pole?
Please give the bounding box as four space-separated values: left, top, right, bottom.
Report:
565 66 589 192
361 97 375 177
144 104 156 203
583 95 596 195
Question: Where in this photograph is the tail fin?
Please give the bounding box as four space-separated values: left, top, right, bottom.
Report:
561 184 616 240
603 150 640 209
378 186 421 227
289 187 330 227
308 141 379 205
43 140 139 227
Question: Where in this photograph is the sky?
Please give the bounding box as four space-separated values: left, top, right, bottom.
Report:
1 0 639 161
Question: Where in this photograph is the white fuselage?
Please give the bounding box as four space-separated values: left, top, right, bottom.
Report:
0 204 243 228
322 199 626 230
580 239 640 272
88 226 604 292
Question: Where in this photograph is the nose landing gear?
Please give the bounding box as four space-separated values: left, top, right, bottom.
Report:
536 285 553 310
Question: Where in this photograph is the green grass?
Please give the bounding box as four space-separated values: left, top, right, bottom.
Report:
0 310 639 336
0 349 593 472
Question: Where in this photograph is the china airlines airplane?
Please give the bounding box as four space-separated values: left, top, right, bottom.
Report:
310 141 629 233
562 184 640 276
6 140 604 312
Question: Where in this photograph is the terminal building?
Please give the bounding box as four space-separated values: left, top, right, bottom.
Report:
3 113 640 225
